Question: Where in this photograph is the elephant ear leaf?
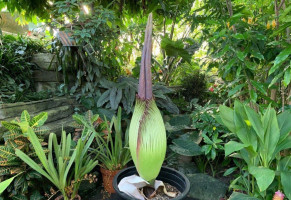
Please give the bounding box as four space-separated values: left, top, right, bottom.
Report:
161 37 192 63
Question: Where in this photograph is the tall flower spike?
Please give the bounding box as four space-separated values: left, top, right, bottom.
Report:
138 13 153 100
129 13 167 185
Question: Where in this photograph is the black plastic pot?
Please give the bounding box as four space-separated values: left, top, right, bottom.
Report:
113 166 190 200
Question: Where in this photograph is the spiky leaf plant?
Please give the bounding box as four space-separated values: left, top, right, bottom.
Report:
129 13 167 185
0 110 49 198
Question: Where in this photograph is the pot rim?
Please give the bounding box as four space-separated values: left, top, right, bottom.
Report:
113 166 190 200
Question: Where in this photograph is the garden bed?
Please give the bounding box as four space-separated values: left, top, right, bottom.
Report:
0 97 76 137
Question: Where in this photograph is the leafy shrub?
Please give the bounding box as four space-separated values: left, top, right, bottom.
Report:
179 70 208 104
0 35 46 103
82 77 179 114
220 101 291 199
0 110 49 199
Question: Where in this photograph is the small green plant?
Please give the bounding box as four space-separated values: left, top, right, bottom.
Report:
15 128 98 200
191 102 228 161
73 108 131 170
0 110 49 199
179 71 208 104
220 101 291 199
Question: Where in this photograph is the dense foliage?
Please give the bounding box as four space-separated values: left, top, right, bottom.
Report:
0 35 49 103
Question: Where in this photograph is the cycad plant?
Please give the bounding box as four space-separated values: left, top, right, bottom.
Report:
129 13 167 185
0 110 49 198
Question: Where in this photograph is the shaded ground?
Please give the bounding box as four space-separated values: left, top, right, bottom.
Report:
83 185 198 200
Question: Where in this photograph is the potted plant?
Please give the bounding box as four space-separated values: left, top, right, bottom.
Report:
113 13 190 199
15 127 98 200
73 108 132 193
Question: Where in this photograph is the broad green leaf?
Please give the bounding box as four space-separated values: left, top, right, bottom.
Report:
216 44 229 57
224 58 236 71
26 128 50 172
236 50 247 61
279 156 291 171
249 90 257 103
278 110 291 143
170 137 203 156
281 172 291 200
244 106 264 142
251 50 264 60
161 37 192 63
236 66 242 76
219 106 235 133
232 33 245 40
269 45 291 75
225 141 247 156
228 84 245 97
109 87 122 110
269 71 284 88
97 90 110 107
20 110 30 123
245 61 256 70
262 107 280 163
15 149 53 183
250 81 267 95
229 192 259 200
249 166 275 192
30 112 48 127
233 101 257 149
223 167 237 176
0 175 17 194
283 67 291 86
275 135 291 154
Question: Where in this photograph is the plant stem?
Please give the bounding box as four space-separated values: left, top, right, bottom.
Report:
252 175 255 194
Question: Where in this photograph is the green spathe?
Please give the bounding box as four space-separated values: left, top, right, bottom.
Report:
129 97 167 184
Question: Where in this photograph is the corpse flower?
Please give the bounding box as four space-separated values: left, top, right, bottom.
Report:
128 13 167 186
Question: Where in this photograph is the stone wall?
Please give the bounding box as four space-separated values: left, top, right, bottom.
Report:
0 97 76 138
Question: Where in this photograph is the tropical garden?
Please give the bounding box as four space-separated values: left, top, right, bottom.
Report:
0 0 291 199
